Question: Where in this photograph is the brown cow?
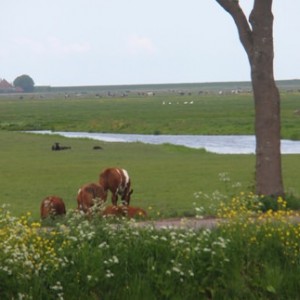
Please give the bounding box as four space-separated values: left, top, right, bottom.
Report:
102 205 147 218
40 196 66 219
77 183 106 213
99 167 133 206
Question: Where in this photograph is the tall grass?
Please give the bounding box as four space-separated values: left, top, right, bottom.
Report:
1 192 300 299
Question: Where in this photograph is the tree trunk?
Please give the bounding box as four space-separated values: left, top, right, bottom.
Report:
215 0 284 196
250 1 283 196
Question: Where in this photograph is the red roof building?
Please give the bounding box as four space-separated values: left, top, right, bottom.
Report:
0 79 13 89
0 79 22 93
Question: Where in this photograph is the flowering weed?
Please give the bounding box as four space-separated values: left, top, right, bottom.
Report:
1 191 300 299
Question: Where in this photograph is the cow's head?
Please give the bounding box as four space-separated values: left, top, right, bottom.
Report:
122 189 133 205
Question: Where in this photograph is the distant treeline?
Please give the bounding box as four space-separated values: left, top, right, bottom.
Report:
35 79 300 95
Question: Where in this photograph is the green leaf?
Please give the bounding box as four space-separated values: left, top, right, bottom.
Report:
266 285 276 294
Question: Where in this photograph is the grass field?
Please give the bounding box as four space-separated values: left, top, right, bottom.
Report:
0 93 255 134
2 89 300 298
0 130 254 218
0 92 299 138
0 92 300 219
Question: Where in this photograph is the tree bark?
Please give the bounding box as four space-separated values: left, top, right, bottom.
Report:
215 0 284 196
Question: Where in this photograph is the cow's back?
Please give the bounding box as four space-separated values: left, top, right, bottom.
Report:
40 196 66 219
99 167 133 205
99 168 122 191
126 206 147 218
77 183 106 213
99 167 131 193
102 205 147 218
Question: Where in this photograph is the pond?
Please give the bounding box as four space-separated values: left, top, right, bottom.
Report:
27 131 300 154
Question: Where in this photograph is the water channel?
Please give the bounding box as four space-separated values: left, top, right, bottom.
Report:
27 131 300 154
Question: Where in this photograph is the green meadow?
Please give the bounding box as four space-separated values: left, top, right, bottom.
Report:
0 91 299 138
1 93 256 134
0 92 300 218
2 90 300 299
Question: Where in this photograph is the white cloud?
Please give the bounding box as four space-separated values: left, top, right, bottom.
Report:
126 35 157 55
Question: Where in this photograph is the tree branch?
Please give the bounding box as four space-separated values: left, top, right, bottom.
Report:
215 0 253 59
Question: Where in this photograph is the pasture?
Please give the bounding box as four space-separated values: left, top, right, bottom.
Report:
0 91 300 218
0 91 299 138
2 90 300 299
0 130 255 219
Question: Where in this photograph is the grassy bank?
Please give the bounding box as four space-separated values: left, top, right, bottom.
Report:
0 92 299 138
1 197 300 299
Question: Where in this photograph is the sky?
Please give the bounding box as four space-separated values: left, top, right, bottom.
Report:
1 1 299 87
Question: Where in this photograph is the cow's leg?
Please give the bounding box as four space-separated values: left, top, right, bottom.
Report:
111 193 118 206
103 190 108 201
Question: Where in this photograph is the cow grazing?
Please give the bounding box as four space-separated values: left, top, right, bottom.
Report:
77 183 106 213
51 142 71 151
99 167 133 206
93 145 103 150
102 205 147 219
40 196 66 219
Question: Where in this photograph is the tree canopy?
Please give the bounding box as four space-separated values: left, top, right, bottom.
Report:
13 74 35 93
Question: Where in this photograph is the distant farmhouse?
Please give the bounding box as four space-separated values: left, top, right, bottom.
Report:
0 79 23 93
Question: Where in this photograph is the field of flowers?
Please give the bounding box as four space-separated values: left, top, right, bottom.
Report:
1 190 300 299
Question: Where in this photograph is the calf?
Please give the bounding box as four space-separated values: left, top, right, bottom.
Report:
77 183 106 213
103 205 147 218
40 196 66 219
99 167 133 206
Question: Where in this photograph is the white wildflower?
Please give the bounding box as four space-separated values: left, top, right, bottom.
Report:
106 269 114 278
172 267 181 273
98 241 109 249
111 255 119 264
51 281 63 291
218 172 230 182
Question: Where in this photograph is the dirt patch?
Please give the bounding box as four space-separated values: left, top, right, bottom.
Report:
136 214 300 230
137 216 220 230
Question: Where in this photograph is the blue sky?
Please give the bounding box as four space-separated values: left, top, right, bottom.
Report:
1 1 299 86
